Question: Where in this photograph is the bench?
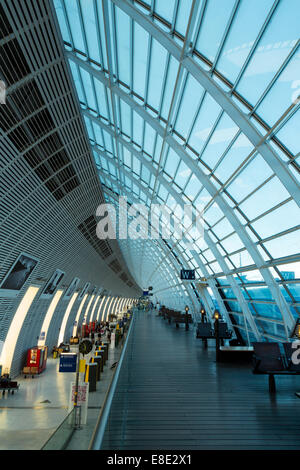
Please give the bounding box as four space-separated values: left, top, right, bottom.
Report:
196 323 214 347
252 342 300 393
166 310 178 323
218 346 254 363
0 381 19 395
196 321 232 347
171 314 193 327
217 322 233 340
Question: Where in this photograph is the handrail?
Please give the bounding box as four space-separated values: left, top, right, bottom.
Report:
41 408 76 450
88 312 136 450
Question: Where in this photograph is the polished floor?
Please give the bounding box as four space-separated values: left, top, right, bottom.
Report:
103 310 300 450
0 341 120 450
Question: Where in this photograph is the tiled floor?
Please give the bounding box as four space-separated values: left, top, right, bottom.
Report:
0 342 121 450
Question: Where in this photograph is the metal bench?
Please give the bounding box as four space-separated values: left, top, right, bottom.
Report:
217 322 233 340
172 314 193 326
0 381 19 395
196 322 214 347
196 321 232 345
252 342 300 393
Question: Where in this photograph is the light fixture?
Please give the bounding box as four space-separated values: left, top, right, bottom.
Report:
58 292 79 344
38 289 63 346
213 310 220 320
95 296 106 322
0 285 40 373
291 319 300 339
72 293 87 337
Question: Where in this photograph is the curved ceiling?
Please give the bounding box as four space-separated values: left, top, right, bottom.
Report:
53 0 300 343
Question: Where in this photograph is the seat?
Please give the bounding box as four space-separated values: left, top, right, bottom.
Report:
217 322 232 339
283 342 300 372
196 323 214 339
252 342 284 373
252 342 286 393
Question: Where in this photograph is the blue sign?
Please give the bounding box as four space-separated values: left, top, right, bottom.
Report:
143 290 149 296
39 331 45 341
180 269 195 280
59 354 77 373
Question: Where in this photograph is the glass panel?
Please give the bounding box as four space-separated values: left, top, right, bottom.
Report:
250 302 282 321
239 176 290 220
200 113 239 168
275 109 300 155
256 52 300 126
81 0 102 63
245 286 274 301
174 74 205 140
222 287 236 299
147 39 168 111
195 0 237 63
216 0 274 83
155 0 176 25
115 7 131 84
277 262 300 280
227 154 273 202
252 200 299 239
236 0 300 105
188 93 221 152
263 230 300 258
214 133 254 183
41 408 77 450
54 0 72 43
175 0 194 37
65 0 85 52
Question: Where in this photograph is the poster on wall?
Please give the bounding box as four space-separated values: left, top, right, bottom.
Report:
90 285 98 296
64 277 80 300
78 282 90 300
40 269 65 299
100 289 108 298
0 252 39 298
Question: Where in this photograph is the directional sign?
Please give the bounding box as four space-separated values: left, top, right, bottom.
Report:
59 353 77 372
180 269 195 280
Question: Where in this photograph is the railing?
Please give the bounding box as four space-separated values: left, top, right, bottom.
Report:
41 407 77 450
88 311 136 450
41 312 135 450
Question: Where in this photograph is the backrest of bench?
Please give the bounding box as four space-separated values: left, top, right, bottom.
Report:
252 342 284 372
283 343 300 371
217 322 230 337
197 323 213 336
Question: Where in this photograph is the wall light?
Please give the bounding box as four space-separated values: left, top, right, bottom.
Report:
38 289 63 346
82 294 95 324
0 285 40 373
213 310 220 320
88 295 101 323
72 294 88 337
101 297 111 322
96 296 106 322
58 292 79 345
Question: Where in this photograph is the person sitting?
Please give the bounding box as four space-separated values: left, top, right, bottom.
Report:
0 374 10 386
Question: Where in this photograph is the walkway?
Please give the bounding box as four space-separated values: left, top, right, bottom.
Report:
102 310 300 450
